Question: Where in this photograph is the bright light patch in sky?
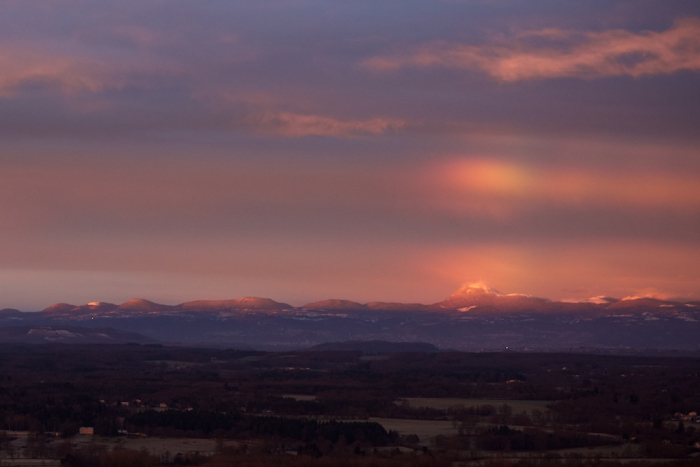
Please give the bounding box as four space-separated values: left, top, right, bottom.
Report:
0 0 698 309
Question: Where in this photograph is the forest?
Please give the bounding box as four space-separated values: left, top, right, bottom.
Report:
0 344 698 466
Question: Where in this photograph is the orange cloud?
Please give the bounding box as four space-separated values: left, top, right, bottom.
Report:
0 43 183 98
246 111 405 137
0 50 108 96
428 240 700 303
437 159 700 212
364 18 700 81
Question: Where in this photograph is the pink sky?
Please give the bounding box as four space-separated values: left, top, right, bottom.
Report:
0 1 699 309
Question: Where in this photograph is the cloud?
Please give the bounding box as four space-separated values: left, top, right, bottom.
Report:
437 159 700 213
245 111 405 137
364 18 700 81
0 45 180 98
429 240 700 303
0 50 107 97
0 42 403 139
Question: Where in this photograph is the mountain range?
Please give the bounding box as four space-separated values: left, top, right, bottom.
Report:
27 281 698 315
1 282 698 351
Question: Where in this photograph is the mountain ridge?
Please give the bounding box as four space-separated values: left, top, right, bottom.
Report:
4 282 699 351
34 282 697 315
0 326 157 344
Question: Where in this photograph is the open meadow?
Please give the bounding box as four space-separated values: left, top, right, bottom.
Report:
397 398 551 415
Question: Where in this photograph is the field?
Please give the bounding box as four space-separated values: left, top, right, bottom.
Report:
283 394 317 401
285 396 552 415
369 417 458 444
1 346 699 466
397 398 551 414
0 461 60 466
70 435 241 457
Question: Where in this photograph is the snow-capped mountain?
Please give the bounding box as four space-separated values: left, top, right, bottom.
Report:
438 281 551 312
6 284 698 351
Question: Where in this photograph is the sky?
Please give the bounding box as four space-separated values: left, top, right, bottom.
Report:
1 0 699 310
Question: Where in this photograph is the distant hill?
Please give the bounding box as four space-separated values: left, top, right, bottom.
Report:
366 302 428 311
437 281 552 312
180 297 293 311
43 303 78 313
43 297 294 315
43 302 118 313
307 340 439 354
9 284 700 351
0 326 158 344
0 308 22 315
302 299 367 310
117 298 177 312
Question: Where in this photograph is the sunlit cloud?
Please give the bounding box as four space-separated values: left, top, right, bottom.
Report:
364 18 700 81
0 50 107 97
246 111 405 137
0 46 179 98
437 159 700 213
428 241 700 303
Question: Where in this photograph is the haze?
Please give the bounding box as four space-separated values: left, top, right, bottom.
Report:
1 0 699 310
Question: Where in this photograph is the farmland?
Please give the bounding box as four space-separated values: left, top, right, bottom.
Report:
397 398 551 415
0 344 698 466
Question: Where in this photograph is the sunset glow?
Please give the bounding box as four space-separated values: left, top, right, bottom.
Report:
441 160 700 209
0 1 698 310
364 18 700 81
